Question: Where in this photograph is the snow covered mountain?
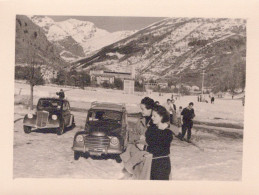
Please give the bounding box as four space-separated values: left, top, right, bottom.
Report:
74 18 246 91
30 16 135 62
15 15 68 67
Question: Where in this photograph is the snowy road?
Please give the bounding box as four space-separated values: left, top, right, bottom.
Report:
13 106 243 180
13 82 243 180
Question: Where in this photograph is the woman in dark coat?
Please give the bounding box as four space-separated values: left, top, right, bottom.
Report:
144 105 173 180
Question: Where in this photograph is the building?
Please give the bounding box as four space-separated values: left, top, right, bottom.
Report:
144 78 169 90
90 66 136 94
90 70 133 84
191 85 200 91
124 79 135 94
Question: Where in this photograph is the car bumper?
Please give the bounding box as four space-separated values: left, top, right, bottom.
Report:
23 123 59 129
72 145 122 155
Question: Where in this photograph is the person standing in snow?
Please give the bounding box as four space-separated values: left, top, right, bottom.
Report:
171 94 174 102
163 99 175 124
180 102 195 143
128 97 155 144
211 96 215 104
56 89 65 99
138 105 173 180
120 97 155 177
176 106 183 137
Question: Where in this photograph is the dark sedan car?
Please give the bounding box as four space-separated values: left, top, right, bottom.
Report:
72 102 129 162
23 98 75 135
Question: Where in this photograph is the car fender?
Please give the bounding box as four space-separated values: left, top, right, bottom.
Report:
68 114 74 127
23 114 36 126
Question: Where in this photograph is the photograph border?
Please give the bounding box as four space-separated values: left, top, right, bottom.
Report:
1 0 259 194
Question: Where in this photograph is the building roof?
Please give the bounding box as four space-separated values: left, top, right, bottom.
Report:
104 71 131 75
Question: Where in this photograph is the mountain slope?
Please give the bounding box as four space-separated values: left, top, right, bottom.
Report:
73 17 246 90
15 15 68 67
30 16 135 62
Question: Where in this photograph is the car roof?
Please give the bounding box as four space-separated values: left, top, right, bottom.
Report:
38 97 65 102
90 102 126 112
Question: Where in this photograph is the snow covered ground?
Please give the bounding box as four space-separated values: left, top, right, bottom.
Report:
13 81 244 180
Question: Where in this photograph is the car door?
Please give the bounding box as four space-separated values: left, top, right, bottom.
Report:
122 112 129 147
62 101 70 126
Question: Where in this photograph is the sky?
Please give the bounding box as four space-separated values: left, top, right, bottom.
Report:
48 16 167 32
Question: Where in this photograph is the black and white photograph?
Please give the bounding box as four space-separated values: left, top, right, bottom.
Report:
1 0 259 194
14 14 246 180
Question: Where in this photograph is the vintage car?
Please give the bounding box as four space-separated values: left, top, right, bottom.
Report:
72 101 129 162
23 98 75 135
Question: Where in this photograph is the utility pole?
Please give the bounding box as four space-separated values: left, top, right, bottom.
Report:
178 75 181 99
201 69 205 100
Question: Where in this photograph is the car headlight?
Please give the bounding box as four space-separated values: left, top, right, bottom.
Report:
76 135 84 142
110 137 119 146
27 113 33 119
52 115 57 120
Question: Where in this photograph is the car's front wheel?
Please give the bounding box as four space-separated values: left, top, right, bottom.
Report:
74 151 81 160
115 155 122 163
57 121 65 135
23 126 32 134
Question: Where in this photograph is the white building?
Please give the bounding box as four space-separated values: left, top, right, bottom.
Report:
90 70 132 84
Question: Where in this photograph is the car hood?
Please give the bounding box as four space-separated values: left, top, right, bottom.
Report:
87 121 122 136
36 109 61 115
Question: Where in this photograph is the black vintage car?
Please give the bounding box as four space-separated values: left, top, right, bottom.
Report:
72 102 129 162
23 98 75 135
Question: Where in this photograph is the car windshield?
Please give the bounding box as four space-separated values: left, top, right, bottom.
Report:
37 99 62 110
88 110 122 122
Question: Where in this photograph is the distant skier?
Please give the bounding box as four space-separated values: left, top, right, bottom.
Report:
56 89 65 100
180 102 195 143
211 96 215 104
171 94 174 102
163 99 175 124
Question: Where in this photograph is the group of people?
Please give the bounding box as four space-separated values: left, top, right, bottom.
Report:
197 94 215 104
163 95 195 142
121 95 195 180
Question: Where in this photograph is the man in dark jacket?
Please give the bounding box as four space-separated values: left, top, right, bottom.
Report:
56 89 65 99
180 102 195 142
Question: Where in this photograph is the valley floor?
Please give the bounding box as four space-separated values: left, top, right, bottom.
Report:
13 81 244 180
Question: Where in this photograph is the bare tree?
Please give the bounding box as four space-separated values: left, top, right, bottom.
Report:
25 31 44 110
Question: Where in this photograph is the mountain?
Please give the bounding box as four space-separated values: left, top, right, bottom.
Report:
73 17 246 91
15 15 68 68
30 16 135 62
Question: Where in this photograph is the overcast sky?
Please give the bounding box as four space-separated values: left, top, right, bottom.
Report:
48 16 166 32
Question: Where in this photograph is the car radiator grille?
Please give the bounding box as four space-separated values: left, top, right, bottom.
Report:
36 111 49 127
85 136 110 149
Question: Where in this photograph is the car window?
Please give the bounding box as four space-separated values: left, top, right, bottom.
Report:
37 99 62 110
88 110 122 122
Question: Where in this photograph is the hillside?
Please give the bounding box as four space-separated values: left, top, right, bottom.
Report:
30 16 135 62
15 15 68 68
74 18 246 91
